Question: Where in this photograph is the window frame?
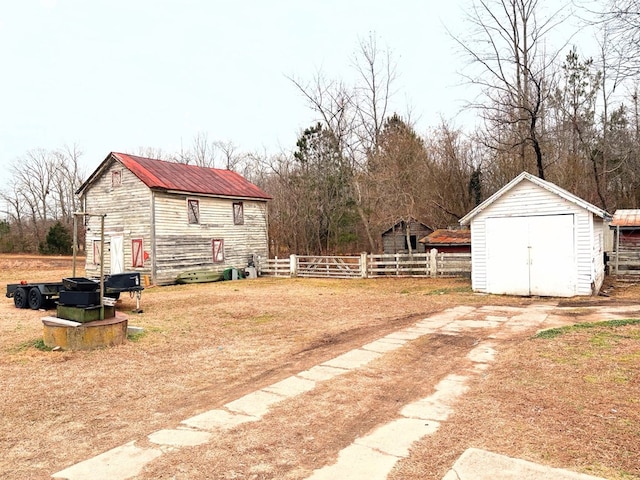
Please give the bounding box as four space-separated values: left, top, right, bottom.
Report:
111 170 122 188
187 198 200 225
233 202 244 225
132 238 144 267
212 238 224 263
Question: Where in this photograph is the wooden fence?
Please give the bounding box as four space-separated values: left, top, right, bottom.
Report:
607 251 640 276
256 250 471 279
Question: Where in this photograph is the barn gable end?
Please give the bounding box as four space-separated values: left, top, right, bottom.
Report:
381 218 432 254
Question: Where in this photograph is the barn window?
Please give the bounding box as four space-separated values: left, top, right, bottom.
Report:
212 239 224 263
233 202 244 225
112 170 122 187
132 239 144 267
405 235 417 251
92 240 101 265
187 198 200 224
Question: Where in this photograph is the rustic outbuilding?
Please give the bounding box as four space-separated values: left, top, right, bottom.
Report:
609 209 640 275
459 172 611 297
610 210 640 249
381 218 432 254
419 228 471 254
76 152 271 285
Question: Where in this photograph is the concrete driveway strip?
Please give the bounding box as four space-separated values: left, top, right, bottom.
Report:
51 441 162 480
53 303 608 480
442 448 608 480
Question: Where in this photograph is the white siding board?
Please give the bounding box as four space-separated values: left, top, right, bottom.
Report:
470 220 486 292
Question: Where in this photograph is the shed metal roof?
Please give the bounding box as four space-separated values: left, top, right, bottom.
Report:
459 171 610 225
419 228 471 245
77 152 271 200
611 209 640 227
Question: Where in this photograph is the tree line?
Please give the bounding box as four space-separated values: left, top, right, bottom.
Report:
2 0 640 256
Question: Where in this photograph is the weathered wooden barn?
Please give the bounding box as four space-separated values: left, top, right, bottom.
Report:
459 172 611 297
609 209 640 275
76 152 271 285
419 228 471 254
611 210 640 249
381 218 432 254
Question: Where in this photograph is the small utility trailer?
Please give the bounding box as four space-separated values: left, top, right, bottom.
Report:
6 273 144 310
6 282 65 310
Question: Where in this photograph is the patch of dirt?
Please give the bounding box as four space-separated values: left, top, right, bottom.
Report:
1 255 638 479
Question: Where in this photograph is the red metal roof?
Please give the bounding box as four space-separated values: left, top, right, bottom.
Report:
109 152 271 200
420 228 471 245
611 209 640 227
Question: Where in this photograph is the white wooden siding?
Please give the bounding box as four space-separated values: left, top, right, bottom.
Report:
81 158 269 285
152 192 268 284
83 161 152 278
470 180 603 296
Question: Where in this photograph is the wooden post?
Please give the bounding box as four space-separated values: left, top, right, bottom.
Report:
72 214 78 278
429 248 438 277
360 252 368 278
99 215 105 320
616 225 620 275
290 254 297 277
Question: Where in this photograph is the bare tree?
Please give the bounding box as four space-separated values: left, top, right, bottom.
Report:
455 0 569 179
214 140 244 171
287 33 397 252
600 0 640 76
51 144 85 224
190 131 216 167
352 33 397 159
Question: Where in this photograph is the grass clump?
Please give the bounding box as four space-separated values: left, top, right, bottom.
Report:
11 338 53 352
534 318 640 339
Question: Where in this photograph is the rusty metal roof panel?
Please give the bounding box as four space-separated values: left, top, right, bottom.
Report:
420 228 471 245
112 152 271 200
611 209 640 227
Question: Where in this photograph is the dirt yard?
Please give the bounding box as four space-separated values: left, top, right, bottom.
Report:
0 255 638 479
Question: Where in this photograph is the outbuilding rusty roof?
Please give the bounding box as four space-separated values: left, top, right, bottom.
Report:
77 152 271 200
611 209 640 227
419 228 471 245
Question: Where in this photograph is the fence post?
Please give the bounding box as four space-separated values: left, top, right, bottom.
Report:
429 248 438 277
290 254 298 277
360 252 368 278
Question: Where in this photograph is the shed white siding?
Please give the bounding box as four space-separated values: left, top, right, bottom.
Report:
463 174 609 297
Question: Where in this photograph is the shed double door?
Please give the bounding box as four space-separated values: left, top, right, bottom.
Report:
486 214 576 297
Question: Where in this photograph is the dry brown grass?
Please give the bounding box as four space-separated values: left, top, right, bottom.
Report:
0 254 638 479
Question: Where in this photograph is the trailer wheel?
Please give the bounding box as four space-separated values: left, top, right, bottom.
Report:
13 287 28 309
28 288 44 310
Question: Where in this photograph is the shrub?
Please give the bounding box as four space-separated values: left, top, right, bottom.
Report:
39 221 72 255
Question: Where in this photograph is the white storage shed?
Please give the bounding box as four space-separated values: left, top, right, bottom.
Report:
459 172 611 297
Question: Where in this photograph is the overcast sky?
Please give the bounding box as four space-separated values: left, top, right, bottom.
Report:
0 0 592 184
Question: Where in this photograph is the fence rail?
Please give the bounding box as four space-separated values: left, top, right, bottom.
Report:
256 250 471 279
607 251 640 276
